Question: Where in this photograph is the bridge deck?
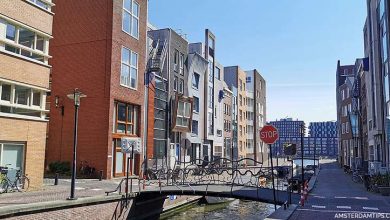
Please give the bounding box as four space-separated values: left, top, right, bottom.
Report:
140 184 300 205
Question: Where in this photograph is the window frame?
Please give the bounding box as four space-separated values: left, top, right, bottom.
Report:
120 46 139 90
113 101 140 137
122 0 140 39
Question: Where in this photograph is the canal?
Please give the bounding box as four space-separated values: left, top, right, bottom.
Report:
160 199 275 220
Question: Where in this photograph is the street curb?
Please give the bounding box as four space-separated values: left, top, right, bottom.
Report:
265 204 298 220
0 194 129 218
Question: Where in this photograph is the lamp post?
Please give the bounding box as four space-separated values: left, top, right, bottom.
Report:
300 123 305 189
66 88 86 200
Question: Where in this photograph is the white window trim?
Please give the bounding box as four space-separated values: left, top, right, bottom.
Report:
120 46 138 90
0 14 52 39
0 80 48 120
25 0 55 13
176 101 191 127
122 0 140 40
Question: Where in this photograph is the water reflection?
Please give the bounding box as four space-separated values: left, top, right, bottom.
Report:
160 200 275 220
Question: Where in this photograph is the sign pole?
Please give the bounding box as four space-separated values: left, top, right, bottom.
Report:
269 143 277 211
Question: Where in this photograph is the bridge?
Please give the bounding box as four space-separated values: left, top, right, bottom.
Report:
106 157 303 219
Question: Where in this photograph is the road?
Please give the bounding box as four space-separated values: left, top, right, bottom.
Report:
289 159 390 220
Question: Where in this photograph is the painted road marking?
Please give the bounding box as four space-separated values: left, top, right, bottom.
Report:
363 207 379 211
354 197 368 200
335 196 347 199
312 205 326 209
75 187 85 190
337 206 351 209
313 196 326 198
91 188 102 191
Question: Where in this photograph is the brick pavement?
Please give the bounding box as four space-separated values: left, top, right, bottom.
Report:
289 159 390 220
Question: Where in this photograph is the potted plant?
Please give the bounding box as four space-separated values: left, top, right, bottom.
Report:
378 172 390 196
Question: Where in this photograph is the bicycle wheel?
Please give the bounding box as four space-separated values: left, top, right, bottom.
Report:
15 176 30 192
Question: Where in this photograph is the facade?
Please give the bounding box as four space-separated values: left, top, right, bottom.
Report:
47 0 148 178
224 66 248 162
336 61 355 167
185 49 208 163
245 69 267 163
363 0 390 173
0 0 53 189
269 118 305 156
147 28 190 169
309 121 338 138
223 83 233 159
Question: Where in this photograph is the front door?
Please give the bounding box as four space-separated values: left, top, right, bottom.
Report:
1 143 25 180
113 139 125 177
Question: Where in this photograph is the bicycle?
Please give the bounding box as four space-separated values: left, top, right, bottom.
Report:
352 169 364 183
0 166 30 193
80 161 96 177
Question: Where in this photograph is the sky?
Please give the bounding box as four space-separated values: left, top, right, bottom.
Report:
148 0 367 123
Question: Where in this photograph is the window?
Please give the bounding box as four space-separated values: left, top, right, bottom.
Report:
192 120 198 135
208 62 214 82
122 0 139 38
114 102 139 135
193 97 199 113
174 76 178 91
2 20 48 63
208 86 213 108
192 72 200 89
239 95 242 106
176 101 191 127
121 47 138 89
239 80 243 91
174 50 179 72
341 90 345 100
179 79 184 93
0 143 25 171
0 81 45 119
215 67 221 80
179 53 184 75
208 112 213 135
28 0 50 10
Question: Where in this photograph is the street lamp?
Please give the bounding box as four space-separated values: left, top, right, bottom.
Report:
66 88 86 200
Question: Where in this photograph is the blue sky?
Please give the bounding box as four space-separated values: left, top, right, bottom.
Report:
148 0 366 123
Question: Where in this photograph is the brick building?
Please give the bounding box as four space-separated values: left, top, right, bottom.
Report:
0 0 53 189
47 0 148 178
223 83 233 159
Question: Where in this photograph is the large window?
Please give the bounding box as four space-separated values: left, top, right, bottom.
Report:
28 0 51 11
192 72 200 89
114 102 139 135
122 0 139 38
0 143 25 172
1 20 49 63
0 81 45 119
215 67 221 80
193 96 199 113
179 53 184 75
192 120 198 135
121 47 138 89
176 101 191 127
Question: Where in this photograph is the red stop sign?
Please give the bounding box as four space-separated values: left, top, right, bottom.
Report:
260 125 279 144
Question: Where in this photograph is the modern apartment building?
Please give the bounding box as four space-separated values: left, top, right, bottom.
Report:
308 121 338 157
245 69 267 163
309 121 338 138
0 0 53 189
223 83 233 160
185 48 208 163
47 0 148 178
269 118 305 156
224 66 248 162
147 28 190 169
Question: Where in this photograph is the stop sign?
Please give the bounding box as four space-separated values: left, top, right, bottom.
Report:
260 125 279 144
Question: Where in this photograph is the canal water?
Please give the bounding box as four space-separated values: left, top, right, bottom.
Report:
160 199 275 220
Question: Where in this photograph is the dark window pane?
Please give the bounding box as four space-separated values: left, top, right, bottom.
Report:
32 90 41 106
6 23 16 41
1 84 11 101
118 103 126 121
14 86 29 105
117 123 126 134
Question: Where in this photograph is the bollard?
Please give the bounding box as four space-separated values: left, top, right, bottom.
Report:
54 173 59 186
99 170 103 181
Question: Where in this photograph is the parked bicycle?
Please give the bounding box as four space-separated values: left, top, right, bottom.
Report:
351 169 364 183
0 166 30 193
79 161 96 177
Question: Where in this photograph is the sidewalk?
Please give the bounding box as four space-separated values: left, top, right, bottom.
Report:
289 159 390 220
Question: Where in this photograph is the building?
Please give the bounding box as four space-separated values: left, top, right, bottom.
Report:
223 83 233 159
309 121 338 138
362 0 390 174
225 66 248 162
0 0 53 189
185 47 208 163
147 28 190 169
336 61 355 167
245 69 267 163
308 121 338 157
269 118 305 156
47 0 148 178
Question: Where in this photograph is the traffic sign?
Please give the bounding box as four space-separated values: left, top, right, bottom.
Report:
260 125 279 144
